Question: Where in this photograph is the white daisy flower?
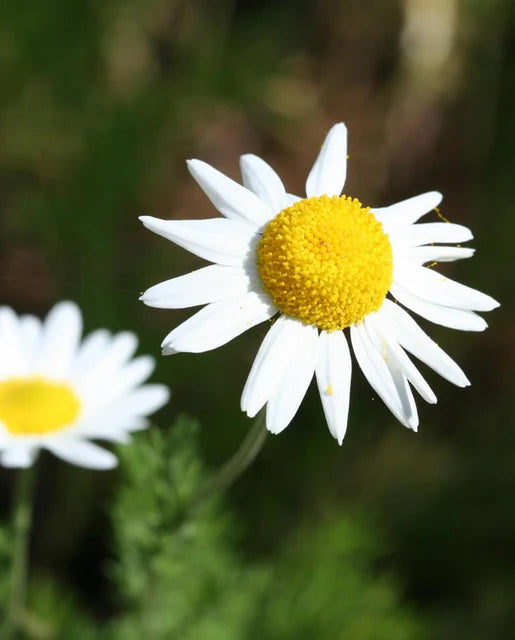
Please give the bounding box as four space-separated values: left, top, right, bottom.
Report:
140 123 499 444
0 301 170 469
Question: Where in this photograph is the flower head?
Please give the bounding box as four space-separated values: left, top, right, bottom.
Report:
0 301 169 468
140 123 498 443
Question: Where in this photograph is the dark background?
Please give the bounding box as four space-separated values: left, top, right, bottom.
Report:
0 0 513 637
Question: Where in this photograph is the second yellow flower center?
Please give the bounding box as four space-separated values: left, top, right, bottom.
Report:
0 377 81 436
257 195 393 331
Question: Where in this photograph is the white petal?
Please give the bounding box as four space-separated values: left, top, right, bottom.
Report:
1 446 37 468
161 291 276 354
74 332 138 393
241 315 306 417
45 439 118 469
35 301 82 378
286 194 301 205
70 329 111 380
240 154 288 215
140 216 255 267
113 384 169 416
19 315 43 368
315 330 352 444
266 324 318 434
365 312 436 404
389 222 473 248
187 159 271 228
391 284 488 331
305 123 348 197
393 265 499 312
140 265 253 309
350 323 418 430
0 307 29 378
372 191 442 232
396 246 475 263
380 299 470 386
114 356 155 393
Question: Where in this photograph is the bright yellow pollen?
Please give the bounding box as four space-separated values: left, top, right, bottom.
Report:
0 377 81 435
257 195 393 331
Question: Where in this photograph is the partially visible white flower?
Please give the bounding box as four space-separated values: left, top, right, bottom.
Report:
0 301 169 469
140 123 499 444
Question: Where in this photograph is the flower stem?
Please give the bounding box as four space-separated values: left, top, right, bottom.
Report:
190 409 268 511
3 465 37 638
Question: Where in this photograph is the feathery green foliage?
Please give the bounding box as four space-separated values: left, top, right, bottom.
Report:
109 417 426 639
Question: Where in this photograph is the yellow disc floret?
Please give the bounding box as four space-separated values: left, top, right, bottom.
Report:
0 377 81 435
257 195 393 331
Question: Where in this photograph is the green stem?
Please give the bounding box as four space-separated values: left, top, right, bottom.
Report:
190 409 268 511
3 465 37 638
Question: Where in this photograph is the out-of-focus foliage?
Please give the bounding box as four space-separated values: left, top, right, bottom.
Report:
110 418 425 639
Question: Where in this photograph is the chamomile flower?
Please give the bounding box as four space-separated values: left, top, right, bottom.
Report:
140 123 498 443
0 301 169 468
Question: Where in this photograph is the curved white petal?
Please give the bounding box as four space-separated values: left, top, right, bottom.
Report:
70 329 111 380
0 307 29 378
305 123 348 197
389 222 473 249
286 194 301 205
365 312 436 404
391 284 488 331
19 315 42 368
45 439 118 469
372 191 442 232
113 356 155 393
241 315 306 418
112 384 169 416
240 154 288 215
161 291 276 355
35 301 82 378
139 216 255 267
74 332 138 393
350 323 418 430
393 265 499 311
396 246 475 263
266 324 319 434
141 265 254 309
1 446 37 468
187 159 271 228
315 330 352 444
380 300 470 386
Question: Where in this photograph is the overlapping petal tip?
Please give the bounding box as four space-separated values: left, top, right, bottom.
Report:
239 154 288 215
379 300 470 388
396 246 475 263
372 191 443 232
350 322 419 432
266 323 318 434
393 265 499 312
161 291 276 355
389 222 473 249
241 315 306 419
305 123 348 198
139 215 256 267
187 158 271 228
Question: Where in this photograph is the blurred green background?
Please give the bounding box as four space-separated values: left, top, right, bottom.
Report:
0 0 513 637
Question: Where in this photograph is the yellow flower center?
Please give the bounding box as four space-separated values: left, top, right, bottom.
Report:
257 195 393 331
0 377 81 435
